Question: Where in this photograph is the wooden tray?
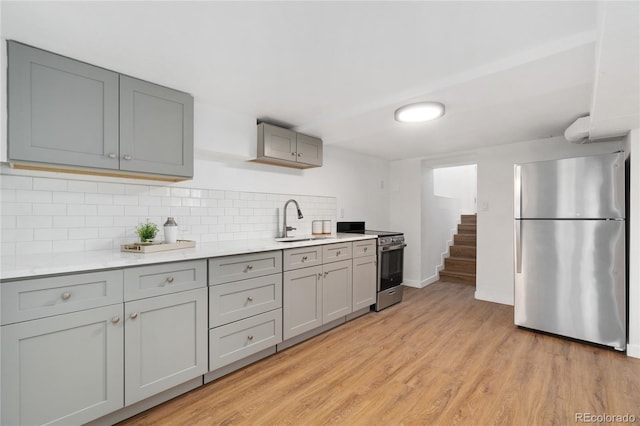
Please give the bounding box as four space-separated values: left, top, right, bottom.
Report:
121 240 196 253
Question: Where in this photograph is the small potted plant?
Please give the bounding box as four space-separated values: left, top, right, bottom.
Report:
136 219 159 243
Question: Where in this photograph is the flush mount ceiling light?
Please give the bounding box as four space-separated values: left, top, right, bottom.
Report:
394 102 445 123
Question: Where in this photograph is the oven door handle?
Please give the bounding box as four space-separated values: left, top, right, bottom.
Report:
380 243 407 252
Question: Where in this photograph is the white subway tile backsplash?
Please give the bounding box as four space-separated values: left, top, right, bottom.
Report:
2 203 32 216
1 173 336 255
67 180 98 193
54 216 85 228
16 241 52 255
97 183 125 194
1 175 32 190
17 216 53 229
53 240 85 253
33 204 67 216
16 190 53 203
53 191 85 204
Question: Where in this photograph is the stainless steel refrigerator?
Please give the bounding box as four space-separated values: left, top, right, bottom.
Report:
514 151 626 351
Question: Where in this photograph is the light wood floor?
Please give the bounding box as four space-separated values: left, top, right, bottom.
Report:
119 282 640 426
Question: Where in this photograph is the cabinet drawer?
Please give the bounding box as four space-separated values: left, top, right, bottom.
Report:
322 242 353 263
1 270 123 325
209 309 282 370
209 273 282 327
283 246 322 271
353 239 376 258
123 260 206 301
209 251 282 285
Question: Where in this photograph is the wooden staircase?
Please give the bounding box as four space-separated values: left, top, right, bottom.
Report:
439 214 476 285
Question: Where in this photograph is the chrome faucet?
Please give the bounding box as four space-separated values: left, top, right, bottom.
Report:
282 199 303 238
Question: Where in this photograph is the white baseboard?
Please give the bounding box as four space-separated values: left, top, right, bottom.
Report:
474 289 513 306
404 274 439 289
626 343 640 359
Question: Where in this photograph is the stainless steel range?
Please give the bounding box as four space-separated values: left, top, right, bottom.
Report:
337 222 406 311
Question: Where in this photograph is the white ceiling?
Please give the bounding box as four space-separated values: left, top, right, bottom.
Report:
2 1 638 161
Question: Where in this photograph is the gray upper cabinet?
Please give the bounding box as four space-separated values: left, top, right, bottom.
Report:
120 76 194 178
254 123 322 169
7 41 194 180
8 41 120 170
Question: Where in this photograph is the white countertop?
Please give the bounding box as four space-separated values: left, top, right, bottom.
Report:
0 233 377 280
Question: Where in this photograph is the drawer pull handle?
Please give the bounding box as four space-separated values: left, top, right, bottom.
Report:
112 316 120 324
246 264 253 271
247 335 254 341
130 312 139 319
247 296 254 302
302 256 308 262
337 250 341 255
61 292 71 301
166 276 175 283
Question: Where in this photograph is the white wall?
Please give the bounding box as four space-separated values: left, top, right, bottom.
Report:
475 136 625 305
627 128 640 358
433 164 477 214
389 159 422 286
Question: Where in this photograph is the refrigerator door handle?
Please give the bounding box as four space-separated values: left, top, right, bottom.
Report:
515 220 522 274
514 165 522 219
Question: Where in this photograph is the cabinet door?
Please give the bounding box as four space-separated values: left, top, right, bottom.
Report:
1 305 124 426
295 133 323 166
353 255 376 311
8 41 119 169
283 266 322 340
261 123 297 162
322 260 353 323
120 76 194 178
124 288 207 405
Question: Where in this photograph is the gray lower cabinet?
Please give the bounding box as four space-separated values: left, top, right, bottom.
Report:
352 255 377 311
322 259 353 323
124 287 208 405
7 41 194 179
283 265 323 340
283 242 355 340
123 260 208 406
208 252 283 372
1 304 124 426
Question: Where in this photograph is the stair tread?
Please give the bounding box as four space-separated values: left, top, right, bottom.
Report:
447 256 476 262
440 270 476 277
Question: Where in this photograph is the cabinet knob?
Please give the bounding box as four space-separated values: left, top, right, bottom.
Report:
324 272 328 277
166 276 175 284
302 256 308 262
337 250 341 256
112 316 120 324
298 153 303 157
107 153 117 159
246 264 253 271
130 312 139 319
247 296 254 302
318 273 323 279
61 292 71 301
123 154 133 161
291 152 296 156
364 247 368 252
247 335 254 341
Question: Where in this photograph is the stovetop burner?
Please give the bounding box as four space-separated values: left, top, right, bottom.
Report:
336 222 403 237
